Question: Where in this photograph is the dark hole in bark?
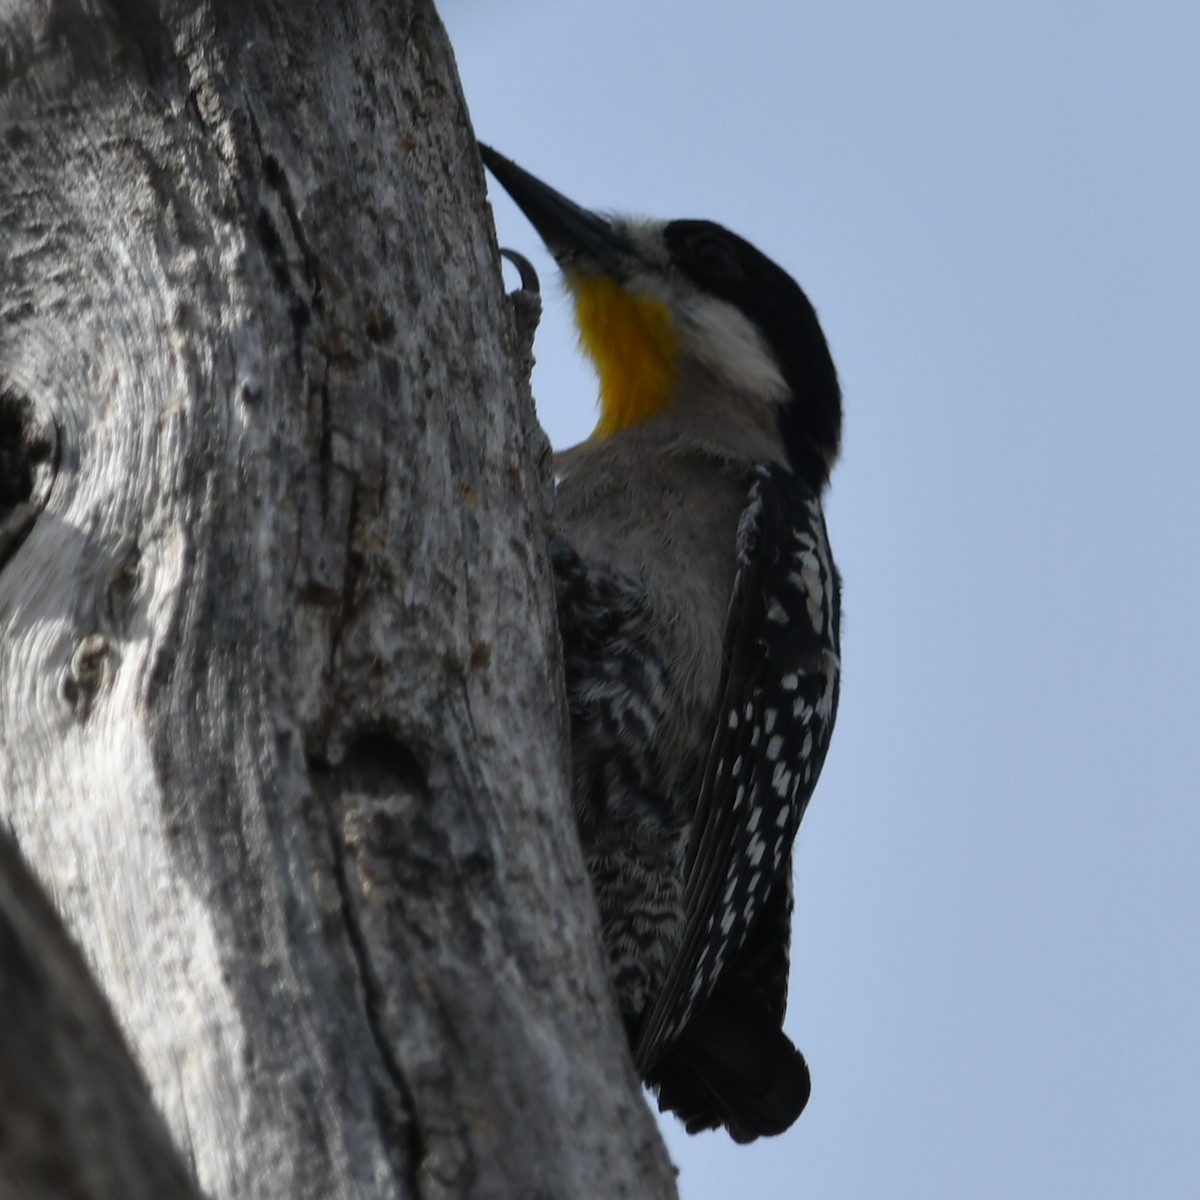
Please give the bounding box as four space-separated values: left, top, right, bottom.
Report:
0 388 35 523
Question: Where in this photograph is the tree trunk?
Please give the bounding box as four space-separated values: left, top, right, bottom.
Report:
0 3 677 1197
0 824 203 1199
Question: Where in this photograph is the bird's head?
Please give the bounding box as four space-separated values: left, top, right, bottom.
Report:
480 144 841 488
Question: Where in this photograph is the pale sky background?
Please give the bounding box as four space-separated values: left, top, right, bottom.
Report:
441 3 1200 1196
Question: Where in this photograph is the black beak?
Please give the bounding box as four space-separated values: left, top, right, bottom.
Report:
479 144 631 278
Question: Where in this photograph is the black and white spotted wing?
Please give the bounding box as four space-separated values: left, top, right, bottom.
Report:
635 462 841 1072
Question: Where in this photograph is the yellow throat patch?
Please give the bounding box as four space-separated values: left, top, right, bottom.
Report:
569 275 678 439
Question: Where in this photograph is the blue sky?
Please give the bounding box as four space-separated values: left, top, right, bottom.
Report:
442 3 1200 1195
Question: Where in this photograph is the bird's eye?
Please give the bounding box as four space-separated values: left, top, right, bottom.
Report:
686 232 741 281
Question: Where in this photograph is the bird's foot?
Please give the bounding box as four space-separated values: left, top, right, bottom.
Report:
500 248 541 384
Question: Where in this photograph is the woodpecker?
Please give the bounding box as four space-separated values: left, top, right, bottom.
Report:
480 145 841 1143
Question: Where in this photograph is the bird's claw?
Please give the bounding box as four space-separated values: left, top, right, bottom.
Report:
500 247 540 296
499 248 541 383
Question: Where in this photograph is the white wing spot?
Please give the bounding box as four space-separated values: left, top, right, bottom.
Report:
772 761 793 796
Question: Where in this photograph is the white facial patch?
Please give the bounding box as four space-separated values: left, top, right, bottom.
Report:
676 293 790 402
610 218 791 405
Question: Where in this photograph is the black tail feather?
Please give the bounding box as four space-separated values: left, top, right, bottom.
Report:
644 978 810 1143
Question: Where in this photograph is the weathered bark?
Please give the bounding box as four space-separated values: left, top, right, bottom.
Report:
0 825 202 1200
0 3 677 1197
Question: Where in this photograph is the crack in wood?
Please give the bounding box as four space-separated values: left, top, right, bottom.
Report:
0 388 59 571
314 733 434 1199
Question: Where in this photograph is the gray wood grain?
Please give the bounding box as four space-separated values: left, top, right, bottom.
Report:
0 2 678 1196
0 826 203 1200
